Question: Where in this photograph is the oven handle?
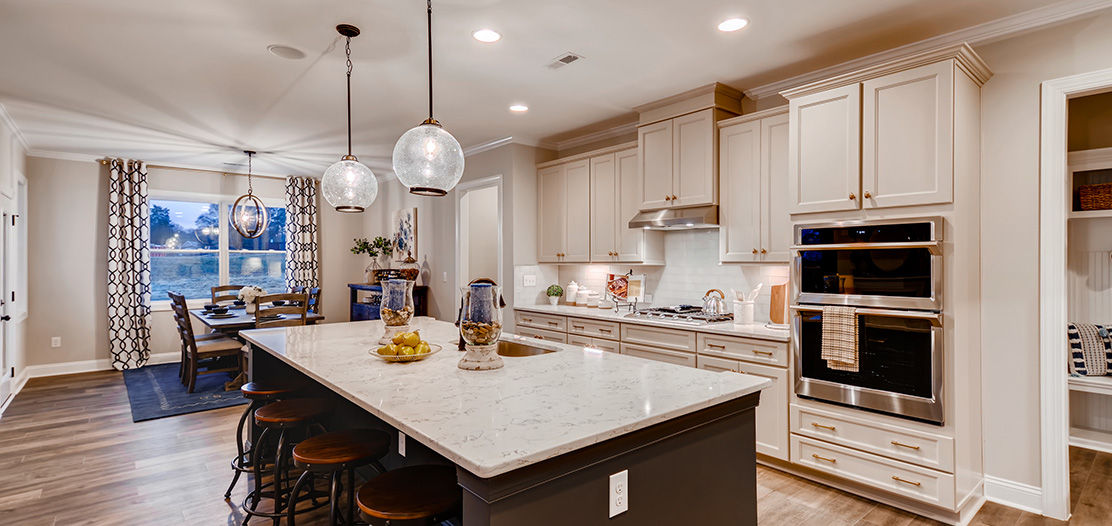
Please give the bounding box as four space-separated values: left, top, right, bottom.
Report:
790 241 942 255
791 305 942 327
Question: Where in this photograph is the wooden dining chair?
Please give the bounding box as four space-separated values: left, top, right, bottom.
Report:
167 291 230 383
211 284 248 304
169 291 244 393
290 286 321 314
254 293 309 329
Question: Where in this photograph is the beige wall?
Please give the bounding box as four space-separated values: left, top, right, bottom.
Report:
1069 91 1112 151
25 156 364 368
463 185 499 283
978 12 1112 489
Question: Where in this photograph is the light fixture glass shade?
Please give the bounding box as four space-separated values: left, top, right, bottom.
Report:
392 123 465 196
322 157 378 212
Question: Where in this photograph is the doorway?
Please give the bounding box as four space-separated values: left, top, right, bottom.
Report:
455 176 503 300
1039 67 1112 522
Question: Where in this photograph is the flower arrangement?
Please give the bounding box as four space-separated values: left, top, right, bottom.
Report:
238 286 268 304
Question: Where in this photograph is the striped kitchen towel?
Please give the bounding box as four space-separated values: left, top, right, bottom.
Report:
1067 322 1112 376
821 306 859 372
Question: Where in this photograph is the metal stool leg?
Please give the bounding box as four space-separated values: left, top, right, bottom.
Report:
287 470 314 526
272 428 288 526
225 399 258 499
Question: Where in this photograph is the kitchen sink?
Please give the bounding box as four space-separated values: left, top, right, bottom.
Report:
497 340 557 357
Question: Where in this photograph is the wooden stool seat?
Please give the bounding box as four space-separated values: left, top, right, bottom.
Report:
254 398 330 426
356 465 461 521
292 429 390 467
240 382 298 400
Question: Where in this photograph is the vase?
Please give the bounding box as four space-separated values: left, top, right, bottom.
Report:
379 279 415 344
459 283 504 370
548 296 559 306
246 302 256 315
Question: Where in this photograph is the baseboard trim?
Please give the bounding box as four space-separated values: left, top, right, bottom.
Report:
983 475 1043 515
22 351 181 379
0 367 31 418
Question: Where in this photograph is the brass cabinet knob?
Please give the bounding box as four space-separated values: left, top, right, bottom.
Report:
760 249 767 254
849 193 856 200
671 194 678 201
752 248 759 254
664 195 671 201
864 191 872 199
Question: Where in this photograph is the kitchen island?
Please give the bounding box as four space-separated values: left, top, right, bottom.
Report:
241 317 770 525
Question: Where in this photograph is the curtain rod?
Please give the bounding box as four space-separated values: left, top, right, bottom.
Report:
97 158 297 181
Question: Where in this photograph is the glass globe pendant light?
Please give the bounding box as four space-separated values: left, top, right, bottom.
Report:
322 24 378 212
231 150 269 239
392 0 464 196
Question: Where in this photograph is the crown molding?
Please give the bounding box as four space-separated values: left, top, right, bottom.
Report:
632 82 743 114
746 0 1112 100
26 149 102 164
0 104 30 151
463 136 554 158
551 120 638 153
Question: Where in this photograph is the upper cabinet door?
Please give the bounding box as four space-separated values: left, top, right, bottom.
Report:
589 154 617 262
862 61 954 209
761 113 792 262
638 120 674 210
563 159 591 262
718 120 762 262
537 165 566 263
789 84 862 213
672 109 717 208
615 148 645 262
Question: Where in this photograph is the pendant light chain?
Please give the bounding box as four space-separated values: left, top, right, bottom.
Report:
247 151 254 195
427 0 434 122
345 36 354 157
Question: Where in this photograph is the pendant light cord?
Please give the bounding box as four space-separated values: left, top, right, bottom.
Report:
247 151 254 195
427 0 434 121
345 36 354 156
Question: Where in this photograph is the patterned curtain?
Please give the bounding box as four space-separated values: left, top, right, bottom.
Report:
285 176 320 289
106 159 152 370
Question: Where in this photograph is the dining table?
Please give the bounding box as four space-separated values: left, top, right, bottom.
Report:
189 307 326 389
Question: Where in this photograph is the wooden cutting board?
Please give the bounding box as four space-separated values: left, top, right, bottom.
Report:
769 283 788 325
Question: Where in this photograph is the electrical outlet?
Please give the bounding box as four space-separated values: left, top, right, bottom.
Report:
398 431 406 457
51 337 61 348
523 274 537 287
609 470 628 518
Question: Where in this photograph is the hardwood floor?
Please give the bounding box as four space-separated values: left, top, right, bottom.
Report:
0 371 1089 525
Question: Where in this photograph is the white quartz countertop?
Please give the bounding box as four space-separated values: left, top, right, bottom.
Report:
241 317 771 478
514 304 791 342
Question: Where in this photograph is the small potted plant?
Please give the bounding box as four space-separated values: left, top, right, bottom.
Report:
237 286 267 314
546 284 564 306
352 236 394 283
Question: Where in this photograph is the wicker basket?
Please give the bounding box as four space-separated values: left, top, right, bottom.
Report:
1079 183 1112 211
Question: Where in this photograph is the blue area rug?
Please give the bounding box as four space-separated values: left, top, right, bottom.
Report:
122 363 248 422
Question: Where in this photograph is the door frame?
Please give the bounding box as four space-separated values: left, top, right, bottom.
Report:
453 175 504 307
1038 66 1112 522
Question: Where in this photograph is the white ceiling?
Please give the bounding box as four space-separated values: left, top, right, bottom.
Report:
0 0 1073 176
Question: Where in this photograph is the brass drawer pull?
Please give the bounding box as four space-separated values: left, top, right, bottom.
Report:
891 476 922 487
811 454 837 463
572 325 585 330
522 317 533 322
548 321 560 326
890 440 921 451
811 422 836 431
532 335 544 340
706 343 726 349
752 350 774 357
598 328 612 333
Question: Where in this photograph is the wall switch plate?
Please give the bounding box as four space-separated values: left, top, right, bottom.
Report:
51 337 61 348
398 432 406 457
442 272 448 283
609 470 628 518
523 274 537 287
643 294 653 304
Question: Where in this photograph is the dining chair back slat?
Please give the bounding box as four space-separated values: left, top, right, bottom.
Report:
169 290 243 393
255 293 309 329
212 284 248 304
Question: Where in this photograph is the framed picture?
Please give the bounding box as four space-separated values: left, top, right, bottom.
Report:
392 207 417 261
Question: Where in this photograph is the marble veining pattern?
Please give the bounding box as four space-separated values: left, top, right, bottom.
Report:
241 317 771 478
513 304 791 342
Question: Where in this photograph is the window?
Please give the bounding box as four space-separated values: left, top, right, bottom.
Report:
149 198 286 303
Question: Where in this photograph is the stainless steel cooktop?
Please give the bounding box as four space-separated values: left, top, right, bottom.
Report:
625 305 733 324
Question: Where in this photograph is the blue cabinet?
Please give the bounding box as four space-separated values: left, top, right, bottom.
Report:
348 283 429 321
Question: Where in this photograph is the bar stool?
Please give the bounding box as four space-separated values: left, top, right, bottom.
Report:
242 397 332 526
356 465 461 525
224 382 300 499
286 429 391 525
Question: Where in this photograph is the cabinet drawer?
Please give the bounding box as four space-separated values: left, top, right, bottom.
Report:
696 355 738 373
620 342 696 368
620 324 696 353
567 317 620 341
515 326 567 344
698 333 788 367
791 404 954 472
791 435 955 509
567 334 619 353
514 311 566 332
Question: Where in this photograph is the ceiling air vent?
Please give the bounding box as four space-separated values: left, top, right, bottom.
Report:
548 52 584 69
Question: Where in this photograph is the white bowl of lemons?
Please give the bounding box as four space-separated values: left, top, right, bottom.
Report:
371 330 442 363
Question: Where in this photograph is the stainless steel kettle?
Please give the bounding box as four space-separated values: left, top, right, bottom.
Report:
702 289 727 316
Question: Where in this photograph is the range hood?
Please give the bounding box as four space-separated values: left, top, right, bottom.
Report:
628 205 719 230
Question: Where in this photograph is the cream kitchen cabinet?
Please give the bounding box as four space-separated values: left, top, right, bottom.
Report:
788 84 862 214
591 147 664 263
537 159 590 263
638 108 719 210
718 109 791 262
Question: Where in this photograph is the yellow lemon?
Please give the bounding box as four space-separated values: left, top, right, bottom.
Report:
399 345 416 356
392 332 407 345
415 342 431 355
378 344 398 356
403 332 421 348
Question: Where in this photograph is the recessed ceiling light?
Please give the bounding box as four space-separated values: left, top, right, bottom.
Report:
509 104 528 113
717 17 749 32
267 44 306 59
472 29 502 43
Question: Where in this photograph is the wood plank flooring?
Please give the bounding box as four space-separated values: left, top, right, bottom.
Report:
0 371 1091 525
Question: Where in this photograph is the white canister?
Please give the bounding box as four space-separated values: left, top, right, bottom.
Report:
566 281 579 304
733 300 755 325
576 289 591 306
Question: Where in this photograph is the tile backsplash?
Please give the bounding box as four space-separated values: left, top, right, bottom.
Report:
513 230 789 323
